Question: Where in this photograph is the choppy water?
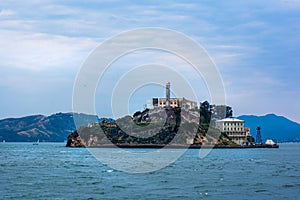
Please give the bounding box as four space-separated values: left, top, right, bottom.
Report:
0 143 299 200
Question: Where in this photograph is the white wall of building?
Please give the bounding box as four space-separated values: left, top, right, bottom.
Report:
215 118 251 145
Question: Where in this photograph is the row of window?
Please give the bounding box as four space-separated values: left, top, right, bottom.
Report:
224 127 243 131
225 132 247 136
224 122 243 126
159 102 178 105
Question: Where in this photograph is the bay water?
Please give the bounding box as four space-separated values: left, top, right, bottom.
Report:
0 143 299 199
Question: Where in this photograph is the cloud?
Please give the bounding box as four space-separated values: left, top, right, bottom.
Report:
0 9 16 17
0 30 98 71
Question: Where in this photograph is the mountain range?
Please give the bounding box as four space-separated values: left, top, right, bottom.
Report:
0 112 113 142
238 114 300 142
0 112 299 142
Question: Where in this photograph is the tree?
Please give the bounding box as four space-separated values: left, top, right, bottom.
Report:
133 111 141 118
200 101 211 124
226 106 233 118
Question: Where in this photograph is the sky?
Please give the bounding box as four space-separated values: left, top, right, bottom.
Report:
0 0 299 123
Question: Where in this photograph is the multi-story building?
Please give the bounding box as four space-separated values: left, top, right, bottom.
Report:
215 118 251 145
146 82 198 110
148 97 198 110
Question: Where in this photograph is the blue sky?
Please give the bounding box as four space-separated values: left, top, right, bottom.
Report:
0 0 299 123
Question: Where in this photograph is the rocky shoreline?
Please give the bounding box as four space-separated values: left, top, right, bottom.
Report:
65 122 278 149
66 142 279 149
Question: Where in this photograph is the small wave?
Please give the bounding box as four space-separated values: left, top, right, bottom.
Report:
255 189 267 193
112 185 127 188
282 183 300 188
199 192 209 196
91 181 101 185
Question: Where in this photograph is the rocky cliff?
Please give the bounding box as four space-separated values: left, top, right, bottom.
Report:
66 107 234 147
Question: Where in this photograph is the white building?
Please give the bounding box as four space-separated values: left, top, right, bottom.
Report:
147 97 198 110
146 83 198 110
215 118 251 145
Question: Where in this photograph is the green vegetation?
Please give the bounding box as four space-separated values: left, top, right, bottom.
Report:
68 102 238 147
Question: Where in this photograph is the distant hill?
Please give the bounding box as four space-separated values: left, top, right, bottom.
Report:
1 112 299 143
0 113 113 142
238 114 300 142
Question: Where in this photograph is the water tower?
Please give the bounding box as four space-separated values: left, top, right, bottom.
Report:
166 82 171 108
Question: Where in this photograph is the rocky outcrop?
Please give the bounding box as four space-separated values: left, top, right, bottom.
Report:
65 131 85 147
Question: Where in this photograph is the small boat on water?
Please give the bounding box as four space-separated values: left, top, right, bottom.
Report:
265 139 275 145
264 139 279 148
33 139 39 145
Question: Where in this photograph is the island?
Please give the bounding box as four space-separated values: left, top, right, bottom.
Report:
66 83 279 149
